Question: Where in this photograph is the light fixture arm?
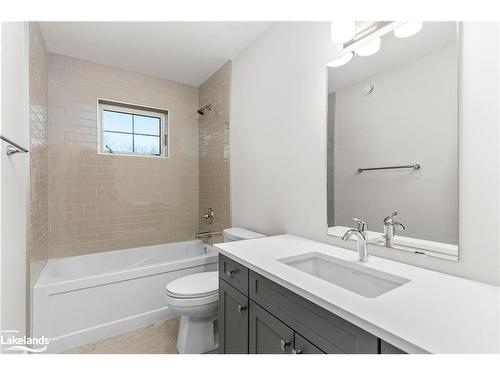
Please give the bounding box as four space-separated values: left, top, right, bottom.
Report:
341 21 404 55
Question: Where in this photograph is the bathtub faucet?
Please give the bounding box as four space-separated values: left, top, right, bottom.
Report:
195 231 221 240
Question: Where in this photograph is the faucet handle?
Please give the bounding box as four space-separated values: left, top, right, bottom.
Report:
393 222 406 231
383 211 399 224
353 218 368 233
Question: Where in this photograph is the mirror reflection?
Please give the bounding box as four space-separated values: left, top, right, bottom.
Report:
327 22 459 260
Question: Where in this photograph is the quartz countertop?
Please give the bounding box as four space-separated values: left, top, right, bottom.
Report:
214 234 500 354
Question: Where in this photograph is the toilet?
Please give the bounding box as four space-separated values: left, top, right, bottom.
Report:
165 227 265 354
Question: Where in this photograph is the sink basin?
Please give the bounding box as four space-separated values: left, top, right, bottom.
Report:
278 252 409 298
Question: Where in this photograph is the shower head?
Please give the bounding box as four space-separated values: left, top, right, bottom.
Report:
197 104 212 115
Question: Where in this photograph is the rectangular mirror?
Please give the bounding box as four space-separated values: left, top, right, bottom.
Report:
327 21 459 261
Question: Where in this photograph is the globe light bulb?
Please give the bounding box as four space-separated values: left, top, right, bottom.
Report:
330 21 356 45
394 22 423 38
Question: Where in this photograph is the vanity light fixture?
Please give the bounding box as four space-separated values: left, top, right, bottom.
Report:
327 52 354 68
355 37 381 56
394 22 423 38
330 20 356 44
328 21 404 68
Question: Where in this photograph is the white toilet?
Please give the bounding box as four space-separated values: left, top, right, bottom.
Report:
165 227 265 354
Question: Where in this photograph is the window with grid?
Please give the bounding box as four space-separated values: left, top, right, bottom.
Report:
98 101 168 157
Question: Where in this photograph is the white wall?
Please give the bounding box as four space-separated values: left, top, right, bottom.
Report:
333 46 458 244
0 22 30 347
231 22 500 286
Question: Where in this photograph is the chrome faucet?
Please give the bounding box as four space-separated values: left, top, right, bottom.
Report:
342 218 369 262
201 208 215 224
383 211 406 248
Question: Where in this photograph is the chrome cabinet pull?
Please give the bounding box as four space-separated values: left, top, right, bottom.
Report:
237 305 246 313
280 339 291 352
292 348 302 354
225 269 235 278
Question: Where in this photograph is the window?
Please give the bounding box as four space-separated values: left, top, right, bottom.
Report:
98 100 168 157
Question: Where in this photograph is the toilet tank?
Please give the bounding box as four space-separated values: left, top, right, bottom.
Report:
222 227 265 242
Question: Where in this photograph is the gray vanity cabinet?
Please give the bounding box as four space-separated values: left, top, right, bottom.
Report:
219 279 249 354
294 332 324 354
380 340 407 354
248 269 379 354
249 301 294 354
218 254 405 354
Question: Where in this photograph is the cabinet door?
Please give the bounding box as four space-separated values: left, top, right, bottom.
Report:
249 301 294 354
293 333 325 354
249 271 378 353
380 340 407 354
219 279 249 353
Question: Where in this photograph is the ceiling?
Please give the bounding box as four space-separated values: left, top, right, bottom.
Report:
328 22 458 92
39 22 272 86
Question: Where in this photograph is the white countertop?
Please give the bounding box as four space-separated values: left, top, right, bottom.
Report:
215 234 500 354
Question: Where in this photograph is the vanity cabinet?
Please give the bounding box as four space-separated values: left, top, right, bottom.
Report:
249 301 294 354
294 332 324 354
248 301 324 354
219 254 248 294
218 254 405 354
219 279 248 354
380 340 407 354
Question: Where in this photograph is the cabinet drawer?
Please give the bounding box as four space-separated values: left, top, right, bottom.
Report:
249 301 294 354
294 332 325 354
249 271 378 354
219 254 248 294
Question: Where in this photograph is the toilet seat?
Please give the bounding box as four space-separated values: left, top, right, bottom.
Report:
165 292 218 308
166 271 218 299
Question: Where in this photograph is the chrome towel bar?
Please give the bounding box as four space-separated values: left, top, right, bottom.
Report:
358 164 420 173
0 135 29 155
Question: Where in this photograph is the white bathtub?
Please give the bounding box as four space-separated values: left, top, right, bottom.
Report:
32 240 218 353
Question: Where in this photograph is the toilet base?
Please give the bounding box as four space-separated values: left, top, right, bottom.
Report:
177 314 218 354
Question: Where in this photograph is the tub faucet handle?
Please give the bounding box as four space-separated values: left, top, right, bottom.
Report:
201 208 215 224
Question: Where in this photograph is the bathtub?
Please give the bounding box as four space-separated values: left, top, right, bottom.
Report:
32 240 218 353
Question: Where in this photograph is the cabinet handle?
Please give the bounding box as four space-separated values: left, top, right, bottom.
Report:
226 269 235 278
280 339 291 352
238 305 247 313
292 348 302 354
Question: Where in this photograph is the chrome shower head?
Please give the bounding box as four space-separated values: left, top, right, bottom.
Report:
197 104 212 115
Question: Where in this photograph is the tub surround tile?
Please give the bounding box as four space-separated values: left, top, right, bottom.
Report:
29 22 49 284
48 54 200 258
198 62 231 234
41 56 232 355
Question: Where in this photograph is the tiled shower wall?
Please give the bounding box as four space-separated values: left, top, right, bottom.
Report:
198 62 231 234
47 54 199 258
28 23 49 283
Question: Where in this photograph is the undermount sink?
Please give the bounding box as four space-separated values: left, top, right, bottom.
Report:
278 252 410 298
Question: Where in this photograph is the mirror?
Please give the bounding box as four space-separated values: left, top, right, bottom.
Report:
327 22 459 261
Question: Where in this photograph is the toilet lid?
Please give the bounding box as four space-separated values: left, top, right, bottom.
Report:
166 271 218 298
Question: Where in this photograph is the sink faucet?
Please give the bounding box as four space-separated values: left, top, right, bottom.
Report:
383 211 406 248
342 218 369 262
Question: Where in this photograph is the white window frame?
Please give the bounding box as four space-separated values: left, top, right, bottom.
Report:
97 100 169 158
